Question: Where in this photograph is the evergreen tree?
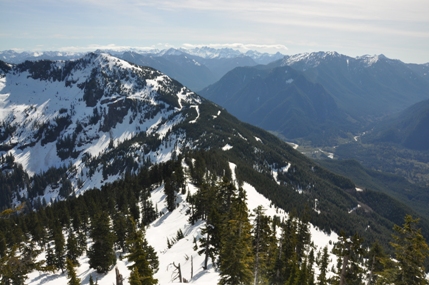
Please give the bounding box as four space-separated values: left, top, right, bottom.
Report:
52 223 66 272
379 215 429 285
164 178 176 212
218 187 254 285
289 256 308 285
113 212 128 252
129 266 143 285
87 212 116 273
129 193 140 224
217 176 237 214
296 216 311 262
272 214 299 284
141 190 157 227
66 257 80 285
366 241 386 285
332 232 365 285
26 212 46 246
0 243 45 285
77 229 87 254
252 206 277 285
126 221 158 285
194 222 217 270
45 244 56 271
317 246 330 285
0 231 6 257
66 228 81 266
193 181 222 270
307 249 316 285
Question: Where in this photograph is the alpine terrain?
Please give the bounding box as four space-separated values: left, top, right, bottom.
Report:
0 53 428 285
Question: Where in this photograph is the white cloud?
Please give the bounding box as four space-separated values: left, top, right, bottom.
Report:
182 43 288 52
55 44 164 52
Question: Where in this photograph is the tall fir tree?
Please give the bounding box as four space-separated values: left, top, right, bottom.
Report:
164 178 176 212
87 211 116 273
218 187 254 285
272 214 299 284
378 215 429 285
66 257 80 285
252 206 277 285
52 223 66 273
113 212 128 252
126 220 158 285
332 232 365 285
45 244 56 271
317 246 330 285
141 189 157 227
193 181 222 270
66 228 81 266
366 241 386 285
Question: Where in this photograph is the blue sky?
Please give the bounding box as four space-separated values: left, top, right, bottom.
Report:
1 0 428 63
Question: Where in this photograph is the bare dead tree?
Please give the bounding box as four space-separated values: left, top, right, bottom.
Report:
115 267 123 285
169 262 182 282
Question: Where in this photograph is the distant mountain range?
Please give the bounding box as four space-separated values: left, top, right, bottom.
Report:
0 47 283 91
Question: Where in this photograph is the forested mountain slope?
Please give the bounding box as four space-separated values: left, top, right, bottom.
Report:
200 65 352 144
362 98 429 151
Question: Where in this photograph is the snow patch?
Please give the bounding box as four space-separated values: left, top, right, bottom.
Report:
272 163 291 185
222 144 233 151
189 105 200 124
212 110 221 119
287 142 299 149
348 204 361 214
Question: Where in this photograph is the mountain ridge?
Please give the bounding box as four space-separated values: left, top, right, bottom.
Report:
270 51 429 119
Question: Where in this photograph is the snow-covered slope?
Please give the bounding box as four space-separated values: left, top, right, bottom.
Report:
25 161 338 285
0 52 203 205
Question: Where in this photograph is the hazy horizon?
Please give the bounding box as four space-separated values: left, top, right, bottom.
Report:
1 0 428 64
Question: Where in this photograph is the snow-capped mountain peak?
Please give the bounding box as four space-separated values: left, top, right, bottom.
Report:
281 51 342 68
356 54 388 67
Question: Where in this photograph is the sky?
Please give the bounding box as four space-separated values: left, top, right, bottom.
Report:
1 0 428 63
